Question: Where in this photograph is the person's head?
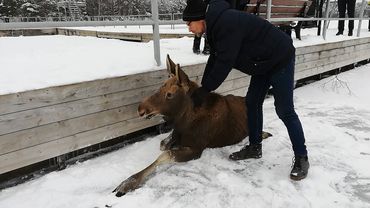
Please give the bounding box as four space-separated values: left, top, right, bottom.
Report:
186 20 206 35
183 0 207 35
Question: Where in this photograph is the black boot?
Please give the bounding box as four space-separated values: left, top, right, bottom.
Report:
193 35 201 54
202 43 210 55
229 144 262 160
336 31 343 36
290 156 310 180
348 30 353 36
202 36 210 55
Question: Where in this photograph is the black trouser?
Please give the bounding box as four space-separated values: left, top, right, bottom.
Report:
368 10 370 30
193 35 201 51
246 58 308 156
193 35 209 50
337 0 356 32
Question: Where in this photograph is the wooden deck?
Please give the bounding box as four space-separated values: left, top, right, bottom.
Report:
1 36 370 175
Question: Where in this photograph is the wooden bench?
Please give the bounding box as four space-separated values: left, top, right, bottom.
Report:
241 0 314 40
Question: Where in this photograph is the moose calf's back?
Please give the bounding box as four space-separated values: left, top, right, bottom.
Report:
186 93 248 149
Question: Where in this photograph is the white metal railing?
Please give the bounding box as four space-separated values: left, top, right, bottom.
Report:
0 13 183 23
0 6 185 66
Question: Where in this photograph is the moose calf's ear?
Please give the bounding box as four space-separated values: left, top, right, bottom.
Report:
166 54 177 76
175 64 191 91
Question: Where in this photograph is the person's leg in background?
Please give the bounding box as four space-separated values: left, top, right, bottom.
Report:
337 0 346 35
193 35 201 54
202 34 210 55
347 0 356 36
368 7 370 31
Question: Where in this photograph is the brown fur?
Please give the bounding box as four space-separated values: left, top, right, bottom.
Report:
113 55 269 197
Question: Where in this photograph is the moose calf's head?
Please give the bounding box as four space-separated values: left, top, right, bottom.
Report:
138 55 198 121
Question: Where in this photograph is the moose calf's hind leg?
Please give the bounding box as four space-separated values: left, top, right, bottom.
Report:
262 131 273 139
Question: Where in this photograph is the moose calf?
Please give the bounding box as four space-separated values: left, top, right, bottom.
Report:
113 55 271 197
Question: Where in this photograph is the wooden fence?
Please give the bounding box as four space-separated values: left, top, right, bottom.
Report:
56 28 192 42
1 36 370 175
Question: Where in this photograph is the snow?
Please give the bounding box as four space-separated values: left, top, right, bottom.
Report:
0 35 205 96
0 21 370 95
0 63 370 208
0 20 370 207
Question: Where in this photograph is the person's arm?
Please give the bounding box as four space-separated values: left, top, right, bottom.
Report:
201 15 244 91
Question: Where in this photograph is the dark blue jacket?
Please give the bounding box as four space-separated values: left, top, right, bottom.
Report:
202 0 295 91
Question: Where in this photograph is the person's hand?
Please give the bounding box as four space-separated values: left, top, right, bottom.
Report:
191 86 209 108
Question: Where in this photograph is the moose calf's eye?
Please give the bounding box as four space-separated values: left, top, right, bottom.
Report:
165 92 173 99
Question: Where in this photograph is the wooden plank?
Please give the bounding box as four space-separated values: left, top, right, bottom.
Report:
0 64 206 116
0 66 248 136
0 69 167 116
296 42 370 66
296 46 370 73
0 104 139 156
217 76 250 94
0 116 163 175
0 71 247 154
223 86 248 97
247 0 311 6
295 49 370 80
0 84 158 136
246 6 304 14
256 13 302 19
58 28 192 42
295 37 370 55
97 31 143 41
57 28 98 37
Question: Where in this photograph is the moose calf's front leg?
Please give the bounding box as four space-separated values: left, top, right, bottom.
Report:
113 147 202 197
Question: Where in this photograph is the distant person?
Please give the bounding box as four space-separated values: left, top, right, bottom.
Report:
368 0 370 31
336 0 356 36
188 0 210 55
192 34 210 55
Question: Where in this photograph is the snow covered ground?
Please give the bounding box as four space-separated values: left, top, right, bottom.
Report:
0 20 370 208
0 60 370 208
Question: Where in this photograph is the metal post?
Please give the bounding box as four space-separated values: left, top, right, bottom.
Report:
151 0 161 66
357 0 368 37
171 13 175 29
322 0 330 40
266 0 272 21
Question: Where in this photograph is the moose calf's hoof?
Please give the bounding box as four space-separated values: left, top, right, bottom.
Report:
160 137 172 151
113 176 140 197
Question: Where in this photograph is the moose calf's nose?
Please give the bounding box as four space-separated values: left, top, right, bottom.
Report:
138 106 146 117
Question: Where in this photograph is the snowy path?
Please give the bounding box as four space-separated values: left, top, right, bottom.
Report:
0 63 369 208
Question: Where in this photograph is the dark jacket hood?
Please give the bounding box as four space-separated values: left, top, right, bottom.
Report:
205 0 231 33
